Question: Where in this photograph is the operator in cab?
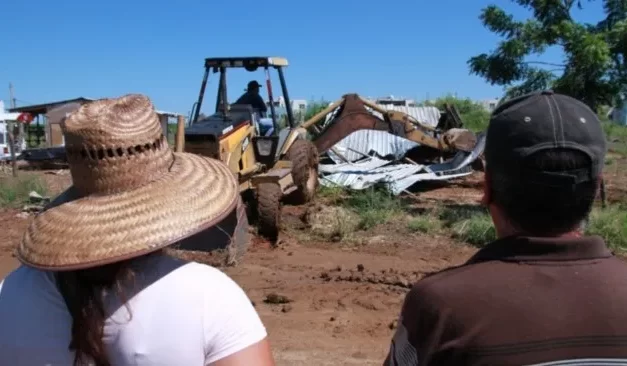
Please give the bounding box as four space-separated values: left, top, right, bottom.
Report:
235 80 268 116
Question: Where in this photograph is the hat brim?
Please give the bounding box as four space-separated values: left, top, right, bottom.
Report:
17 153 240 271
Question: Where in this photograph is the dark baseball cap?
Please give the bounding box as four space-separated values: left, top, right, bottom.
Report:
247 80 262 89
485 90 607 188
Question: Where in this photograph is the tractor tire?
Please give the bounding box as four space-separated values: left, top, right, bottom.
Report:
286 139 319 204
256 182 282 242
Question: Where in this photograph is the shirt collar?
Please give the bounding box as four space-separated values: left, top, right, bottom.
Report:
466 234 613 264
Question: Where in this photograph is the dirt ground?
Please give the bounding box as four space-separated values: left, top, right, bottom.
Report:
0 155 625 365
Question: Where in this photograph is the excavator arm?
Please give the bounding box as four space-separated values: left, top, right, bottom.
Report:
301 93 479 157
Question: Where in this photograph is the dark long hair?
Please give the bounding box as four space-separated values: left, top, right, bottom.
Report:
54 252 160 366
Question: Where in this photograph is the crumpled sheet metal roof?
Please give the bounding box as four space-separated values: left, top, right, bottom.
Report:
320 157 473 195
320 157 425 193
318 156 395 174
390 170 473 194
326 130 420 163
319 134 486 195
426 133 485 174
322 104 441 129
370 105 441 128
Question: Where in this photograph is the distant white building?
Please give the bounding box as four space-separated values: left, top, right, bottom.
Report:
479 98 499 112
266 96 308 112
0 100 25 160
370 95 418 107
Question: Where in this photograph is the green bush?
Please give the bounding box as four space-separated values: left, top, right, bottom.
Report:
343 186 404 230
436 205 496 246
0 175 49 207
422 94 491 132
586 206 627 253
602 121 627 141
316 185 347 205
407 214 442 234
451 213 497 247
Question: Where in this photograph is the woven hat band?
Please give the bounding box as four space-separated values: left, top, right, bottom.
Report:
66 134 174 195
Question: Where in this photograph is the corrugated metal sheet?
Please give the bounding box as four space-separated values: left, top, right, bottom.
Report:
321 103 441 129
371 105 441 128
318 134 486 195
426 133 485 173
326 130 420 163
320 157 424 192
155 110 184 117
318 156 394 174
320 157 474 195
390 170 473 194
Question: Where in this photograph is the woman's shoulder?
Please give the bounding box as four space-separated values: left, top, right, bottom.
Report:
134 254 240 290
0 265 57 291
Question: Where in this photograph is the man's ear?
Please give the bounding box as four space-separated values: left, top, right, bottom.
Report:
596 175 604 190
480 170 491 207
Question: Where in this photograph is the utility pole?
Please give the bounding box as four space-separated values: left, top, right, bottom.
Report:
9 83 16 109
7 83 17 177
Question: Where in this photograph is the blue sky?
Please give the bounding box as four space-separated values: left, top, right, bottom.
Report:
1 0 605 117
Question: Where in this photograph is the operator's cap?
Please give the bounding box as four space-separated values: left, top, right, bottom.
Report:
485 90 607 187
247 80 262 89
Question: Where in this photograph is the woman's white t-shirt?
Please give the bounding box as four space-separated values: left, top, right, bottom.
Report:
0 255 267 365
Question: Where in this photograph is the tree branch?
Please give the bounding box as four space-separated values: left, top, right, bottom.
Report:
522 61 567 68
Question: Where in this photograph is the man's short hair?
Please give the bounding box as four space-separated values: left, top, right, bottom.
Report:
484 91 607 236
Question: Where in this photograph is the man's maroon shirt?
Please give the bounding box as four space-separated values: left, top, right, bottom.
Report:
384 235 627 366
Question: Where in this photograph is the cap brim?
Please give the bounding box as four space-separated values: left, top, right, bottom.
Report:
17 153 239 271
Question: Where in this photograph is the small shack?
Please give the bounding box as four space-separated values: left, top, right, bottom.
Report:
9 97 185 148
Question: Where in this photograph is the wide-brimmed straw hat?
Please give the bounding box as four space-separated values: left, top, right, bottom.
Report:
17 94 239 271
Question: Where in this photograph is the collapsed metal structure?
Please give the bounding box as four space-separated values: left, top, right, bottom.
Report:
303 94 480 158
299 94 486 194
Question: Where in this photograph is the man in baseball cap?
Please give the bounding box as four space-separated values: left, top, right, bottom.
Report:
383 91 627 365
234 80 268 115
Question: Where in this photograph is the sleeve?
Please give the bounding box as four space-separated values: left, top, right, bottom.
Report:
383 284 445 365
256 95 267 112
202 268 268 365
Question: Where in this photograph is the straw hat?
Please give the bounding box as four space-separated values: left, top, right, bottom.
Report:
17 94 239 271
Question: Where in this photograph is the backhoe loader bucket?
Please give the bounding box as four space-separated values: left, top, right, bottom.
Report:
311 94 403 153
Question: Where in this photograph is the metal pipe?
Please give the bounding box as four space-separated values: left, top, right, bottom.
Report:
192 67 210 126
277 67 294 128
265 68 279 134
215 69 226 114
218 67 228 117
7 120 17 177
359 97 387 114
187 102 198 126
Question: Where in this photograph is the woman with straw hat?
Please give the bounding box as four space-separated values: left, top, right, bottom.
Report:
0 94 275 366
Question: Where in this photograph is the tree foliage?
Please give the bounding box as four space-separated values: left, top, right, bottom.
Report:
423 94 492 132
304 101 330 121
468 0 627 112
